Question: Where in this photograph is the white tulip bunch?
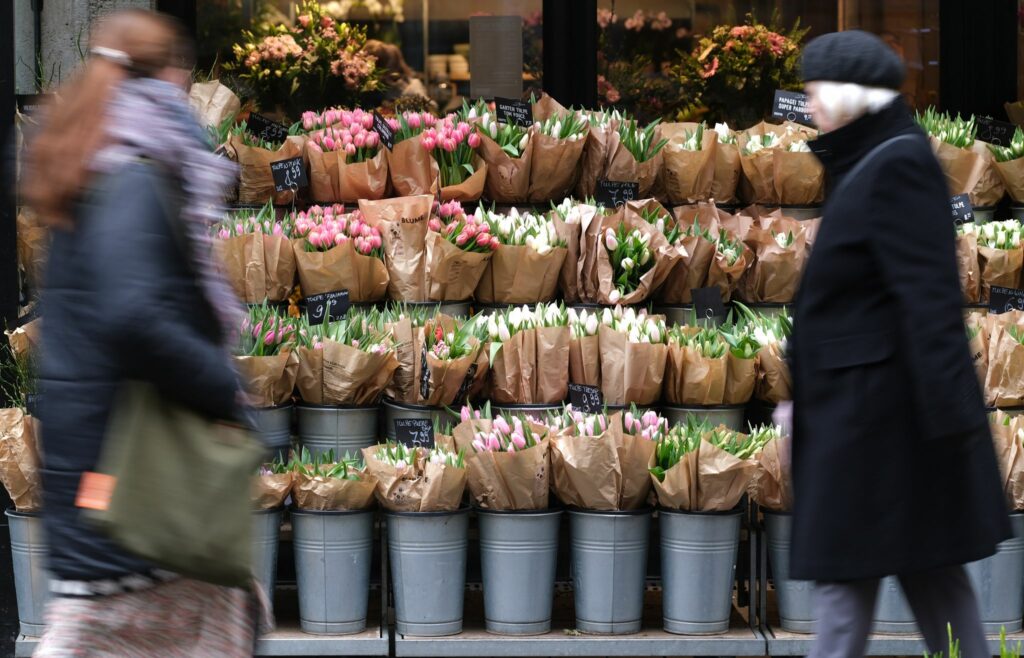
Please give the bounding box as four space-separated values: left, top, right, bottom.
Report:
599 305 666 344
487 303 568 343
475 109 530 158
714 122 737 145
551 197 600 225
568 308 600 339
475 206 564 254
786 140 811 153
961 220 1024 250
742 132 782 155
535 111 589 141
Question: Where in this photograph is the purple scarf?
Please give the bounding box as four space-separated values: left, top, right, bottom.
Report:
92 77 241 344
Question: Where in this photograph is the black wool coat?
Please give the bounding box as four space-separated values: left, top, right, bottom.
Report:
38 162 240 583
788 99 1010 581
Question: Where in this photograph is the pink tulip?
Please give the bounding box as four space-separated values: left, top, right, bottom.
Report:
218 228 230 239
443 137 457 152
510 432 526 449
370 234 382 249
308 231 321 247
361 113 373 130
387 117 400 131
489 239 499 251
461 407 472 423
487 434 501 452
467 131 481 149
334 232 346 246
494 416 510 435
428 217 442 232
423 113 437 127
463 223 478 238
455 232 469 246
263 330 276 346
272 224 283 236
473 439 486 453
476 232 491 246
642 410 659 428
421 135 437 151
353 132 366 148
407 113 422 130
365 132 379 149
323 135 336 151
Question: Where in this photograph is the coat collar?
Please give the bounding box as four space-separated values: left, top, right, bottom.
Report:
810 97 918 178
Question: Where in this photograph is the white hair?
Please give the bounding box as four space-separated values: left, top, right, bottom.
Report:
810 82 900 127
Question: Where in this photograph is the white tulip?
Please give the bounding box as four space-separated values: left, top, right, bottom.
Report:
602 308 614 326
585 314 599 336
487 317 499 340
498 321 511 342
621 256 635 272
639 248 651 266
519 134 529 151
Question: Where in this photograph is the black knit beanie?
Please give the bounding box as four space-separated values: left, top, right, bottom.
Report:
801 30 906 90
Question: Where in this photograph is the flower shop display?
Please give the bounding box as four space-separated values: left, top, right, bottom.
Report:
303 107 389 203
474 207 568 304
485 303 570 404
917 107 1005 210
213 203 297 303
290 203 389 302
737 122 823 207
551 198 603 304
991 127 1024 208
605 117 669 199
234 303 301 410
424 110 486 202
386 111 437 196
661 123 717 204
467 99 533 203
529 94 590 202
597 306 669 406
736 214 809 303
958 221 1024 301
228 120 307 205
228 0 379 118
288 450 378 635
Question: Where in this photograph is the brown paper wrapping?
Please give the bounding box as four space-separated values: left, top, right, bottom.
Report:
5 319 40 363
188 80 240 129
930 136 987 196
984 311 1024 407
474 244 567 304
234 351 299 408
440 159 487 203
450 420 550 510
422 347 484 407
706 231 753 302
478 132 533 203
253 472 293 510
293 470 378 511
359 195 433 301
737 218 808 303
231 133 307 206
739 149 777 205
970 141 1007 208
215 233 296 303
978 245 1024 302
296 342 398 406
575 124 614 199
656 204 722 304
528 130 587 202
956 233 982 304
651 438 757 512
16 209 49 292
772 149 825 205
586 210 681 305
362 446 468 512
293 241 389 302
662 138 716 204
0 410 40 512
388 138 436 197
663 342 727 406
616 433 657 510
967 312 989 386
993 414 1024 510
385 319 422 403
748 435 792 512
552 208 602 304
712 141 742 203
307 146 389 203
490 326 569 404
755 342 792 403
425 231 493 302
724 353 757 405
597 324 667 406
994 157 1024 204
569 335 602 387
604 133 664 199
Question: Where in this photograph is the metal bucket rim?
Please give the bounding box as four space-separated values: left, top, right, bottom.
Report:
381 397 451 413
5 509 40 519
253 506 286 516
661 403 746 411
475 506 563 517
297 402 379 411
386 505 471 519
566 506 652 517
252 401 294 411
658 506 742 518
290 506 376 517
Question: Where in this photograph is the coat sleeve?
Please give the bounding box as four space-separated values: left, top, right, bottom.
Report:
85 164 240 420
866 145 987 441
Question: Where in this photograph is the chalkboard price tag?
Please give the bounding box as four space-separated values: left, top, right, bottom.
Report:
989 286 1024 314
246 112 290 144
271 156 308 193
771 90 814 127
305 289 349 325
495 97 533 128
976 116 1017 146
394 418 435 449
951 194 974 226
595 179 640 208
692 287 727 324
568 383 603 414
373 111 395 151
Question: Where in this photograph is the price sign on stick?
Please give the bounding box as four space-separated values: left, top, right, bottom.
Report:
951 194 974 226
394 419 435 449
976 116 1016 146
271 156 308 193
771 90 815 127
595 179 639 208
304 290 350 325
494 97 532 127
247 112 290 144
568 383 603 414
692 287 728 324
989 286 1024 314
373 111 395 151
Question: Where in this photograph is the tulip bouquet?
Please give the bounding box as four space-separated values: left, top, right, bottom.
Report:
655 202 724 305
289 204 389 302
991 128 1024 163
991 127 1024 205
663 324 729 406
917 107 976 149
622 405 670 442
741 132 781 156
418 318 487 407
707 230 752 302
567 307 602 387
234 303 300 408
748 424 793 512
575 109 627 199
526 94 591 202
596 306 669 406
213 202 297 303
289 448 378 512
736 215 809 303
429 201 497 253
604 118 667 198
362 441 468 512
484 303 570 404
253 454 293 510
738 122 823 205
663 122 718 204
228 121 307 205
420 200 496 302
422 113 484 192
732 304 793 404
984 312 1024 407
550 198 604 303
461 102 532 203
604 222 654 300
959 220 1024 300
475 207 568 304
378 302 451 404
292 310 399 406
633 200 683 245
304 107 389 203
387 111 439 197
917 107 1001 203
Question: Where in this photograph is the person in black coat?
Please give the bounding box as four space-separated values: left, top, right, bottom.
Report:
783 30 1010 657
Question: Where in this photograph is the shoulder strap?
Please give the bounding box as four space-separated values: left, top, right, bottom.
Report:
832 134 918 200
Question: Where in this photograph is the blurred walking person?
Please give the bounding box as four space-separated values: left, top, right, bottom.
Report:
781 30 1010 658
22 10 254 657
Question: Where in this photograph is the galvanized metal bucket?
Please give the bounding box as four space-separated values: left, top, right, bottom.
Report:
490 403 563 424
778 205 822 222
660 508 740 634
291 508 375 635
661 404 746 432
973 206 996 224
6 511 49 637
388 508 469 636
568 507 651 634
764 512 815 633
296 404 379 459
478 508 562 635
873 575 918 634
252 508 282 612
966 512 1024 634
381 399 454 442
251 403 293 460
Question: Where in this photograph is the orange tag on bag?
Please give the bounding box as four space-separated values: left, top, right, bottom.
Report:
75 471 116 511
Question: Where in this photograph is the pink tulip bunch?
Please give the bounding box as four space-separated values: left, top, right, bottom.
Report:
420 113 482 186
469 413 542 454
547 404 611 437
392 111 437 142
300 107 347 132
216 204 294 239
428 200 498 253
623 406 669 441
305 108 382 163
291 204 384 257
239 303 299 357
